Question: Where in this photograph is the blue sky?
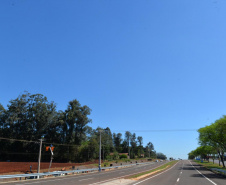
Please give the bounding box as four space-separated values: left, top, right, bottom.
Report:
1 0 226 159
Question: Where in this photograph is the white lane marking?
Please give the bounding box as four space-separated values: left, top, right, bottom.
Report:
88 162 171 185
189 161 217 185
132 162 179 185
79 177 93 181
180 172 182 174
177 178 179 182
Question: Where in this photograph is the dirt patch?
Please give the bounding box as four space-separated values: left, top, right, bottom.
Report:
0 160 99 174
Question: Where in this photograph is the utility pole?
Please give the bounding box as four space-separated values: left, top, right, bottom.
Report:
37 138 43 179
128 135 130 159
103 146 104 162
99 130 102 172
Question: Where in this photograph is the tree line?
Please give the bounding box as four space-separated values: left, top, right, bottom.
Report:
188 116 226 167
0 92 163 162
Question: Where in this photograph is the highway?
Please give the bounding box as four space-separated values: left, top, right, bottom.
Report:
130 160 226 185
1 160 225 185
0 161 167 185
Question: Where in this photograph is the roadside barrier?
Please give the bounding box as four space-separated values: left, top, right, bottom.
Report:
211 168 226 175
0 162 153 181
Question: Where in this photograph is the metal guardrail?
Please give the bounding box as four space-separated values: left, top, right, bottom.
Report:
0 162 153 180
211 168 226 175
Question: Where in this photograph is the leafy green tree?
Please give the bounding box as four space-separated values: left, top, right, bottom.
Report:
99 127 114 160
146 142 154 158
113 133 123 152
130 133 137 158
0 103 6 136
198 118 226 167
1 92 59 161
188 151 196 159
156 152 167 160
124 131 132 157
65 99 92 145
137 136 144 157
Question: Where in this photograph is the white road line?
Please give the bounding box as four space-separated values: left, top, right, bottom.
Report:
189 161 217 185
88 162 170 185
132 162 179 185
177 178 179 182
79 177 94 181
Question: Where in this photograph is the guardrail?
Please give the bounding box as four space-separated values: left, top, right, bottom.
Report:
211 168 226 175
0 162 153 180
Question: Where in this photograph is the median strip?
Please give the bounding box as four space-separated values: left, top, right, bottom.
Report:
127 161 177 180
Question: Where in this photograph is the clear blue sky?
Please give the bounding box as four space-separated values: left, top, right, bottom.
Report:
1 0 226 159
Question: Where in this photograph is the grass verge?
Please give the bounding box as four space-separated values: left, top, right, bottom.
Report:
128 160 177 179
194 160 225 170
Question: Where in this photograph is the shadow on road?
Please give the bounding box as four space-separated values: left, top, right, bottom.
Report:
190 173 225 180
181 163 226 180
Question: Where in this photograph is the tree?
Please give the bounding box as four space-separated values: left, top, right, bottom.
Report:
124 131 132 157
65 99 92 145
198 118 226 167
1 92 59 161
0 104 6 136
156 152 167 160
188 151 196 160
100 127 114 160
130 133 137 159
137 136 144 157
146 142 154 158
137 136 143 147
113 133 123 152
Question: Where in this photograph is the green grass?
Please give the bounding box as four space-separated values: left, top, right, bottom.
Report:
90 158 156 167
194 160 226 170
128 161 177 179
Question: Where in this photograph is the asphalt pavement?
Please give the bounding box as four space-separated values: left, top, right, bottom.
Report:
1 160 225 185
129 160 226 185
0 161 167 185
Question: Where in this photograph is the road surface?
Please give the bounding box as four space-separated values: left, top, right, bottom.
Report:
129 160 226 185
1 160 225 185
0 161 167 185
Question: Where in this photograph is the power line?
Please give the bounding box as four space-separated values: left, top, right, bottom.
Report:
112 129 198 132
0 137 37 143
0 137 80 147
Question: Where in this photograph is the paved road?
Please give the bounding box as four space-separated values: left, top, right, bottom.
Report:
129 160 226 185
0 161 167 185
2 160 225 185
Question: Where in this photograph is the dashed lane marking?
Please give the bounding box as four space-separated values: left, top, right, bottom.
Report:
189 161 217 185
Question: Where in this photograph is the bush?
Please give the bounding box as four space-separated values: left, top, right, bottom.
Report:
119 154 128 159
105 155 112 161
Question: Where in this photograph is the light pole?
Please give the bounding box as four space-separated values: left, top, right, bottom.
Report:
128 135 130 159
99 130 102 172
37 138 43 179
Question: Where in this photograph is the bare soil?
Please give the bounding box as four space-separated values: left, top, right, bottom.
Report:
0 160 99 174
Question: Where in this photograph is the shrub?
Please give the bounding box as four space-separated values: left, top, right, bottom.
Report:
119 154 128 159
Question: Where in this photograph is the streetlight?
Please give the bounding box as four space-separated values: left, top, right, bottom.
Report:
37 138 44 179
98 129 102 172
